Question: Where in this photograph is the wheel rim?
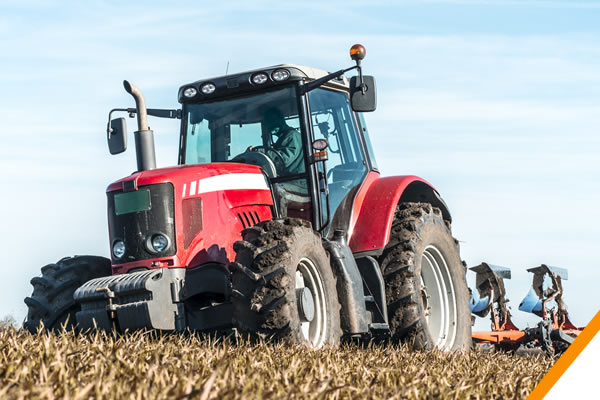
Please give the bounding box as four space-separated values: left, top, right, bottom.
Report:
295 257 327 348
419 245 458 350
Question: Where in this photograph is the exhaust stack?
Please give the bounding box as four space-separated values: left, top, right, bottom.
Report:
123 80 157 171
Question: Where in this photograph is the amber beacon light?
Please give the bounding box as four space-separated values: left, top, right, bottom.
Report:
350 44 366 62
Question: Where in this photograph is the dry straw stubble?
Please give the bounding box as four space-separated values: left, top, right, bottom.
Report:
0 327 553 399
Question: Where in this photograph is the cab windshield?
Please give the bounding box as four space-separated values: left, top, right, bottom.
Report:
182 86 303 179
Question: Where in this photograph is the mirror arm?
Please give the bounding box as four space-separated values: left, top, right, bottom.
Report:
357 65 366 95
106 108 181 137
146 108 182 119
122 108 181 119
107 108 131 138
300 65 358 94
352 57 366 95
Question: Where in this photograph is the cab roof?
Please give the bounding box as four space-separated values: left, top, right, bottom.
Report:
178 64 349 103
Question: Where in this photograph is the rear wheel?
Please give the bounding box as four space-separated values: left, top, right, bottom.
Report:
24 256 112 333
231 218 341 347
379 202 471 350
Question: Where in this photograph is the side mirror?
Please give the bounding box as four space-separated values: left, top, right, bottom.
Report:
108 118 127 155
350 75 377 112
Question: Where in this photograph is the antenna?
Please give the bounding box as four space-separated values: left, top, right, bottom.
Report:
225 61 230 75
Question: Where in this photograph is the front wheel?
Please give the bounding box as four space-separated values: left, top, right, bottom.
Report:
24 256 112 333
379 202 471 351
231 218 341 348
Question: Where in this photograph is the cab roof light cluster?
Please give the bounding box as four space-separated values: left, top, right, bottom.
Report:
200 82 216 94
183 87 197 98
251 68 290 85
182 82 216 99
251 72 269 85
181 67 294 100
272 68 290 81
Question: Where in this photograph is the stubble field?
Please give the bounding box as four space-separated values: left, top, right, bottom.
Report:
0 327 553 399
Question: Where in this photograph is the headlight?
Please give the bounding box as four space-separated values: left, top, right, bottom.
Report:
183 87 198 98
251 72 268 84
147 233 170 254
272 69 290 81
112 240 125 259
200 83 216 94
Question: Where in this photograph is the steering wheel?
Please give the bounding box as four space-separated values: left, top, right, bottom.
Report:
232 148 278 178
251 146 287 167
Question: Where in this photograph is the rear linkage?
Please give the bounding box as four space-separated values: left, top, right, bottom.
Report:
470 263 583 356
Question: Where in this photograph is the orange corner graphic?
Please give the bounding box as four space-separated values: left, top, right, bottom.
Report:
528 310 600 400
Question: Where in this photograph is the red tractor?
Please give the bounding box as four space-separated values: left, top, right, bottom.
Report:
24 45 471 350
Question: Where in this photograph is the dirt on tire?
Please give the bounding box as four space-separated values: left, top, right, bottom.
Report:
378 202 471 350
231 218 341 347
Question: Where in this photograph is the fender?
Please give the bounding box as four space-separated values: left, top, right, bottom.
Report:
348 174 451 255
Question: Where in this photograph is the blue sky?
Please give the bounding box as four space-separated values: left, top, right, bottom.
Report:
1 0 599 331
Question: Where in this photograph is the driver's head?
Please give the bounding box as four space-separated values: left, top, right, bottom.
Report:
262 107 286 134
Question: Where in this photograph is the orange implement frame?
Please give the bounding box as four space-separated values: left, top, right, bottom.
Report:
470 263 583 354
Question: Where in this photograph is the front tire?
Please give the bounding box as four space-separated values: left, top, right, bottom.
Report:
231 218 341 348
379 203 471 350
24 256 112 333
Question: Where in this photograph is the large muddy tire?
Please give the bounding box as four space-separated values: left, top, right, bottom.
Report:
378 202 471 351
231 218 341 348
24 256 112 333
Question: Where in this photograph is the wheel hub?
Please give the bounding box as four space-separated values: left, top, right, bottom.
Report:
296 287 315 322
295 258 328 347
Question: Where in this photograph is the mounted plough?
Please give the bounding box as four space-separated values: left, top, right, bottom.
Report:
470 263 584 355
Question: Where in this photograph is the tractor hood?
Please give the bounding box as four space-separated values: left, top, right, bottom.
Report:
106 163 270 195
106 163 274 274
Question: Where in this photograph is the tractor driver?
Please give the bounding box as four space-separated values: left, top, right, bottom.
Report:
252 107 309 218
249 108 305 177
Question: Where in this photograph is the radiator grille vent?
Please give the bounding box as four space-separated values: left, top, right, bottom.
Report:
237 210 261 229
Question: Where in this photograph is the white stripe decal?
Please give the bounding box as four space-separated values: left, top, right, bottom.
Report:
189 180 197 196
196 173 269 194
182 183 187 198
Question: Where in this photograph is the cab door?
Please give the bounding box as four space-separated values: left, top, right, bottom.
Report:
307 88 369 234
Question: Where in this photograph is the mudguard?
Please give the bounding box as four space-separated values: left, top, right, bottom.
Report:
348 174 451 254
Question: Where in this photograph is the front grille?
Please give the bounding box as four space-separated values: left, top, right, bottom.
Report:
107 183 176 264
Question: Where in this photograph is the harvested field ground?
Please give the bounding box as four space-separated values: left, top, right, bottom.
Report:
0 327 554 399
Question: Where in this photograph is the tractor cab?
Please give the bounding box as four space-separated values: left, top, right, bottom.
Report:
106 44 377 239
177 62 378 235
